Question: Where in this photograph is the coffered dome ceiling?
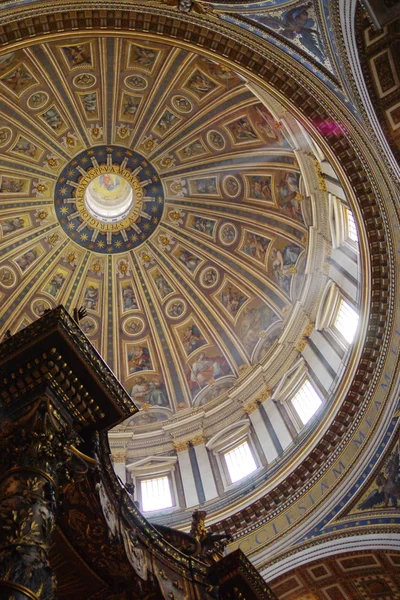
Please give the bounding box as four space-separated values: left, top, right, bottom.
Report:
0 36 329 426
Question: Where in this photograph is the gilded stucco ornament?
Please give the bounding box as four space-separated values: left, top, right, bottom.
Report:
173 440 190 452
112 451 127 463
0 401 83 600
295 320 315 353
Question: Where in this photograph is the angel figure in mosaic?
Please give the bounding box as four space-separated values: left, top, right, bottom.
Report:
358 434 400 510
258 3 324 63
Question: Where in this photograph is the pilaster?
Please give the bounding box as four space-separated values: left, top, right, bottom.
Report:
192 435 218 502
173 441 199 508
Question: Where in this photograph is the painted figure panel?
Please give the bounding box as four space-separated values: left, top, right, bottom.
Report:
123 316 145 336
127 342 153 374
269 242 302 294
200 267 219 288
125 75 148 91
245 175 273 202
204 59 241 87
0 214 30 237
253 322 284 362
223 176 240 197
0 266 16 288
186 349 232 398
153 109 180 137
356 433 400 512
82 280 100 311
187 215 216 237
10 136 43 161
194 379 234 407
251 104 287 145
178 139 207 160
176 319 208 357
240 230 271 265
216 280 249 320
44 268 68 299
39 106 68 134
175 247 203 274
27 91 49 109
79 316 97 336
0 51 17 73
60 42 93 68
172 95 192 113
0 176 29 194
188 177 218 196
79 91 99 120
166 299 186 319
184 69 218 99
130 374 170 408
219 223 238 246
31 298 51 317
207 130 225 150
276 171 304 223
250 4 328 66
120 280 139 311
127 44 159 72
120 93 141 122
14 244 43 272
0 127 12 146
73 73 96 88
236 300 278 355
151 268 174 300
0 63 37 96
226 115 258 144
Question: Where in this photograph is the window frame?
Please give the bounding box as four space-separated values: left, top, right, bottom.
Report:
138 473 175 513
344 206 358 244
218 437 260 488
126 455 179 514
331 296 359 347
288 377 323 427
222 439 258 485
329 194 359 250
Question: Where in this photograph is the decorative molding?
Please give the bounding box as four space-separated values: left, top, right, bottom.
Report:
313 158 328 192
295 321 315 353
191 435 206 447
243 401 259 415
112 452 127 463
173 440 189 453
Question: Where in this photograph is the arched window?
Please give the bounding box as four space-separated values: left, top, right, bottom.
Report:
290 379 322 425
345 207 358 242
224 440 258 484
140 475 174 512
333 297 359 344
206 421 260 488
126 456 178 513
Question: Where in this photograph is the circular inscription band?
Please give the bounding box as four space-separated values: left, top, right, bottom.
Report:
55 146 164 254
76 166 143 231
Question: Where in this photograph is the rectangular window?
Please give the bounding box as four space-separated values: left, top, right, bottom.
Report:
334 299 359 344
346 208 358 242
224 441 257 483
291 380 322 425
140 475 173 512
